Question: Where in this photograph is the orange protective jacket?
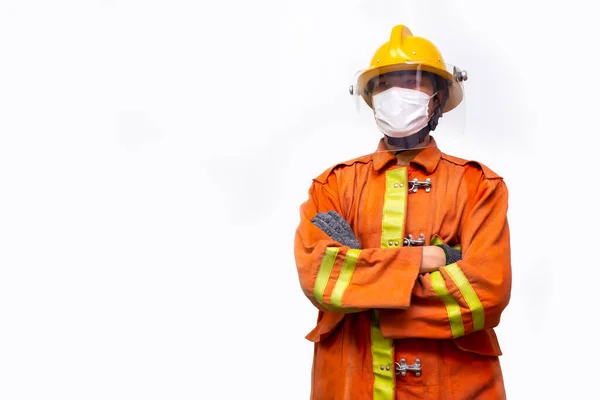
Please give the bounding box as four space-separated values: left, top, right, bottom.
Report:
294 138 511 399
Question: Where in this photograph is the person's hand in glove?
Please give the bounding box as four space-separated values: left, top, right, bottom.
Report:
311 210 361 249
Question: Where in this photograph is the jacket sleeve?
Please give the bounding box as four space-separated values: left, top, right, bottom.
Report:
294 177 423 313
378 173 512 339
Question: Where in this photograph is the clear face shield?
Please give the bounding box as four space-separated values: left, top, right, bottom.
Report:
348 63 467 155
302 63 469 256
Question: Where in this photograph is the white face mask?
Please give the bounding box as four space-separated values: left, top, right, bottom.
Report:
372 87 432 138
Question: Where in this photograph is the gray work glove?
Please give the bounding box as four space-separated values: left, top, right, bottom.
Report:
311 210 361 249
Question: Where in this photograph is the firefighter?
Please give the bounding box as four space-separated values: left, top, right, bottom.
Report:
294 24 511 399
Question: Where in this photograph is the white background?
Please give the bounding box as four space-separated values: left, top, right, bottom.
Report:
1 1 598 399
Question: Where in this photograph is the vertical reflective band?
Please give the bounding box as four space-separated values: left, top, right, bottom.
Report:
381 169 407 249
331 249 361 308
430 271 465 338
371 312 394 400
370 168 407 399
446 263 485 331
314 247 339 305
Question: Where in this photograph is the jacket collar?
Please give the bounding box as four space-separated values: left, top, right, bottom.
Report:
372 136 442 175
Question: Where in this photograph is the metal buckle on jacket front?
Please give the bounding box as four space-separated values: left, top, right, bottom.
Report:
409 178 431 193
403 234 425 247
395 358 421 377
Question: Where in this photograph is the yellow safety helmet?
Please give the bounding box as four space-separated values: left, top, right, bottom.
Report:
355 25 466 113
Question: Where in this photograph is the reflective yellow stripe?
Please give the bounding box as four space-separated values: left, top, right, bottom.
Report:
429 236 466 336
430 235 461 251
430 235 443 246
430 271 465 338
371 312 394 400
446 263 485 331
371 168 407 399
381 169 407 249
314 247 339 305
331 249 361 308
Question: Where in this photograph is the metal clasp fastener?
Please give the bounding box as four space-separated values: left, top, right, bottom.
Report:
409 178 432 193
395 358 421 377
404 234 425 247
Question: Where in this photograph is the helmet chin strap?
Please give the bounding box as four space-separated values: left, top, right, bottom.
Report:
386 105 443 150
386 125 430 149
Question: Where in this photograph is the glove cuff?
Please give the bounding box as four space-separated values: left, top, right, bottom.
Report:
436 244 462 265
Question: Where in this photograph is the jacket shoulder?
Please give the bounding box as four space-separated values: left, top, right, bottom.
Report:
313 154 373 184
440 153 503 180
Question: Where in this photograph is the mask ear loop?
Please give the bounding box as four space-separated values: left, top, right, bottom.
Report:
428 86 450 132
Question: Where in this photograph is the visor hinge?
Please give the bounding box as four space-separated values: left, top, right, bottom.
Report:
403 234 425 247
409 178 431 193
395 358 421 377
453 66 468 82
